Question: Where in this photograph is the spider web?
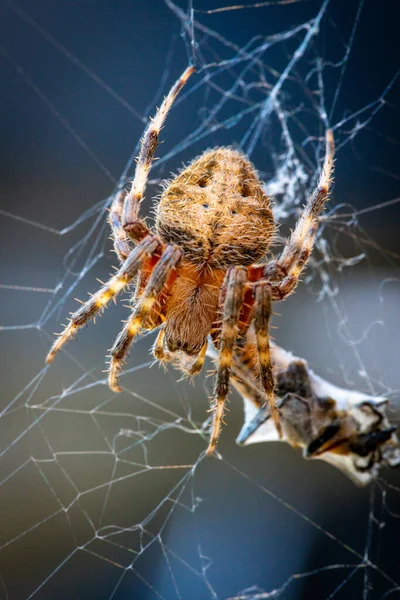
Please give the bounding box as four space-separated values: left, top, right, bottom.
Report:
1 0 400 598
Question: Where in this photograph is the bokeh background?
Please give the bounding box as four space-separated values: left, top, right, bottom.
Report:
1 1 400 599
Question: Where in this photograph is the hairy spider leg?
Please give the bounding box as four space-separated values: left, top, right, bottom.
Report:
261 129 334 300
187 341 208 376
46 235 162 363
108 190 136 262
153 327 167 361
280 129 334 268
207 267 247 456
121 66 195 242
253 282 282 436
108 244 182 392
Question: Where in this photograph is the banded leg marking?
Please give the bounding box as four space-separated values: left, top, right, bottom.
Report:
108 245 182 392
254 283 282 437
46 235 161 363
261 129 335 301
207 267 247 456
122 66 194 239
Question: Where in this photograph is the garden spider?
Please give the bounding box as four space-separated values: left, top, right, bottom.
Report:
46 65 334 456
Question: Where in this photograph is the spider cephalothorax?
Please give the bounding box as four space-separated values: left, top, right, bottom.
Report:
46 66 334 455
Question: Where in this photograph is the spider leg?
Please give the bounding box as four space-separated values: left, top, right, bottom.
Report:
153 328 167 361
187 341 208 376
262 129 334 300
108 190 139 262
121 66 194 242
253 282 282 436
207 267 247 456
108 244 182 392
46 235 162 363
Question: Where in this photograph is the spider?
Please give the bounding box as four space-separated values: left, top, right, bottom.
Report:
46 65 334 456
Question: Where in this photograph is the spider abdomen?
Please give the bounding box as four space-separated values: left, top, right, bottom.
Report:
156 147 275 268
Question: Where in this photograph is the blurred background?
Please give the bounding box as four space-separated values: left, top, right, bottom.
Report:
1 1 400 599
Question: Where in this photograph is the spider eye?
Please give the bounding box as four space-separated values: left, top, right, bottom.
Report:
202 203 209 209
231 210 237 215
